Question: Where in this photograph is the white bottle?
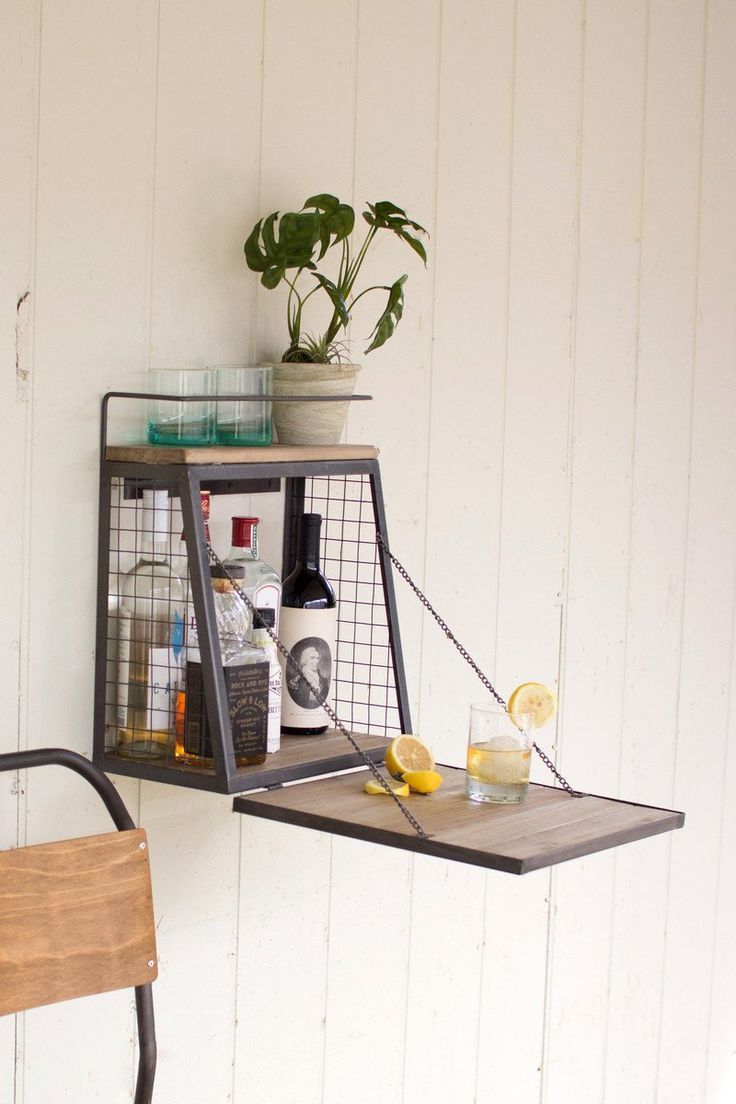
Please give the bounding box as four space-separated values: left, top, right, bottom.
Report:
251 607 282 753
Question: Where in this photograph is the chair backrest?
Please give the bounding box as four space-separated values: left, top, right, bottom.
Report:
0 748 157 1104
0 827 157 1016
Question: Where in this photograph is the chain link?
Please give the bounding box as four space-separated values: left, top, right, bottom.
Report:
375 532 582 798
204 544 429 839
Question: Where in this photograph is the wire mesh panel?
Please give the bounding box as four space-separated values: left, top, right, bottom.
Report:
302 474 402 740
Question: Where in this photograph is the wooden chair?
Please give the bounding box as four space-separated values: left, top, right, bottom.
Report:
0 748 157 1104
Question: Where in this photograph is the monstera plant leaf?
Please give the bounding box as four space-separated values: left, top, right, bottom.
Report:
244 209 322 289
312 273 350 327
364 275 407 354
363 201 428 266
303 194 355 260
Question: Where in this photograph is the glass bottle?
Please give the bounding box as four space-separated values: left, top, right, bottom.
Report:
182 564 269 768
279 513 337 735
223 516 282 637
251 607 282 754
116 489 184 759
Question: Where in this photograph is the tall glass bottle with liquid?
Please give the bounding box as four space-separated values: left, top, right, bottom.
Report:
279 513 337 735
117 489 184 759
224 517 281 636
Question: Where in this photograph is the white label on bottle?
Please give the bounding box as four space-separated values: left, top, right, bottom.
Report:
278 607 337 731
267 657 282 753
253 581 281 633
148 646 176 731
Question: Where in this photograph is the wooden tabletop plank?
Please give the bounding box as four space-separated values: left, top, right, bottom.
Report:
106 443 379 465
233 766 684 875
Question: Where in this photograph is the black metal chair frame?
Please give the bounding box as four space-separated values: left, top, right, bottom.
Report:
0 748 156 1104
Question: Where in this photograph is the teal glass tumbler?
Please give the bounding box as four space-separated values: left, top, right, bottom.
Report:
147 368 216 447
215 365 273 447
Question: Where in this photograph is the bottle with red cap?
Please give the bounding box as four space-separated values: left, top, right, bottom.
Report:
223 517 282 636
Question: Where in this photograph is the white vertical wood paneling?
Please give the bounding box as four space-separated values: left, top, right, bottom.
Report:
413 3 516 1102
0 2 39 1094
604 2 706 1104
544 2 647 1100
2 2 735 1102
658 0 736 1096
23 1 159 1098
702 10 736 1098
236 818 332 1104
605 2 708 1102
485 4 584 1102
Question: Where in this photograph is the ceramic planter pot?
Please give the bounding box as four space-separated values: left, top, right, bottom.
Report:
271 362 360 446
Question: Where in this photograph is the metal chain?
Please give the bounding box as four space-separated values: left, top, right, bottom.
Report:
204 544 429 839
375 532 582 798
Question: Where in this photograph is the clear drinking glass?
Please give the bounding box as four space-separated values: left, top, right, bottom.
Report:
147 368 216 446
215 365 273 446
465 704 535 803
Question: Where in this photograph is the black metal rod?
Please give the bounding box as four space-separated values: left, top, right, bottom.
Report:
281 476 306 579
369 465 413 734
101 391 371 457
133 982 157 1104
180 469 235 785
94 469 114 764
0 748 135 830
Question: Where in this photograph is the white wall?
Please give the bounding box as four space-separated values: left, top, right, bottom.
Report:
2 1 735 1101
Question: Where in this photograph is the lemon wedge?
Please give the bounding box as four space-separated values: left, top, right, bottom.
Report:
507 682 557 728
364 777 410 796
384 735 435 779
402 769 443 794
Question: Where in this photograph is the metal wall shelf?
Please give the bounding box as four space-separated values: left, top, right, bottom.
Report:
94 431 411 794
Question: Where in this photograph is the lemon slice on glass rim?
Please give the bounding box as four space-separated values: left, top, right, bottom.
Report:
506 682 557 728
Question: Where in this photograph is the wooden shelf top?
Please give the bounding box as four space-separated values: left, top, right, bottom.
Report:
233 766 685 875
105 443 379 465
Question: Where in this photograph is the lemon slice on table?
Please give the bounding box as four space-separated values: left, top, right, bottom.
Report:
364 777 410 797
402 769 443 794
507 682 557 728
384 735 435 780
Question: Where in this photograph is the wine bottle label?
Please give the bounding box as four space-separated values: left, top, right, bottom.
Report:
278 607 337 730
185 660 269 760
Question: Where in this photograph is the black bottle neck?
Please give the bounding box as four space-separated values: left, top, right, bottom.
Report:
297 514 322 571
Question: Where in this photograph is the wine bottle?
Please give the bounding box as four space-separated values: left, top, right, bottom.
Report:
223 516 282 637
279 513 336 735
116 489 184 759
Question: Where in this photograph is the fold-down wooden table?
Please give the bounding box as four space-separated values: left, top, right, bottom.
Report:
233 765 684 875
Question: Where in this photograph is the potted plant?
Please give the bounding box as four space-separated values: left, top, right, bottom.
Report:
244 193 427 445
